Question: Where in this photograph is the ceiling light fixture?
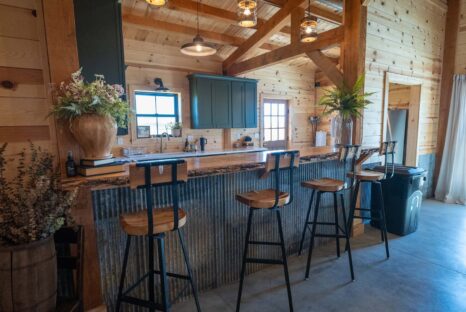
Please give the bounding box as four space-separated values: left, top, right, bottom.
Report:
300 0 318 43
238 0 258 28
180 0 217 56
145 0 167 7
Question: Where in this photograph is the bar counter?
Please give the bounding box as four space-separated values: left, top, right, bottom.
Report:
68 146 377 310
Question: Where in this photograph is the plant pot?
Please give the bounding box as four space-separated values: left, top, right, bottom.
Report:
172 128 182 137
0 236 57 312
70 114 117 160
331 114 353 146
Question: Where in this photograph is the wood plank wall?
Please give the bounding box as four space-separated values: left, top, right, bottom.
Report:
455 0 466 73
117 39 317 154
0 0 58 175
363 0 447 156
388 84 411 110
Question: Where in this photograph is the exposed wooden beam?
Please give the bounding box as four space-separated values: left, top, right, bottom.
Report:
306 50 343 87
122 12 281 51
263 0 343 24
223 0 306 70
290 7 305 43
227 26 344 76
341 0 367 144
434 0 461 187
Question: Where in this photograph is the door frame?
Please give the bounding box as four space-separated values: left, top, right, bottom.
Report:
260 94 292 149
382 72 422 166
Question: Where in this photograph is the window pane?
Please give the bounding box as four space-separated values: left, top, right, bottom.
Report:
157 117 177 135
264 129 272 141
264 116 271 129
278 128 285 140
278 116 285 128
271 129 278 141
137 117 157 136
271 116 278 128
135 94 156 115
264 103 271 115
271 103 278 115
156 96 175 115
278 103 285 115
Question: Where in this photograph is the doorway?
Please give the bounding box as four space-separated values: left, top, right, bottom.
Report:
382 73 422 166
262 99 288 150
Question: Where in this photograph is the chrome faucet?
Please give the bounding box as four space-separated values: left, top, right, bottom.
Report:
159 132 170 153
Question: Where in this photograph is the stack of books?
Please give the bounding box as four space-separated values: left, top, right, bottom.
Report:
78 158 127 177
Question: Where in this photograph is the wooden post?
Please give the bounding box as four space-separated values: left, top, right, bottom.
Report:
42 0 104 309
434 0 460 187
341 0 367 145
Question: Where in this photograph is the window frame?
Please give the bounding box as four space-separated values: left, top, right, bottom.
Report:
134 91 180 138
262 99 287 143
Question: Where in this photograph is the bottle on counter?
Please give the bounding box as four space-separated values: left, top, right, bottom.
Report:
65 151 76 177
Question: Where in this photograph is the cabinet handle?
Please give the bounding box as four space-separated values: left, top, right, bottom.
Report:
1 80 16 89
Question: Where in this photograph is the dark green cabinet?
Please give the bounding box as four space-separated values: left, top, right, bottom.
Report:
188 74 257 129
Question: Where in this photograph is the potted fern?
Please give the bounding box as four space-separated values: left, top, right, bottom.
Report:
319 75 374 145
0 143 76 311
51 69 129 160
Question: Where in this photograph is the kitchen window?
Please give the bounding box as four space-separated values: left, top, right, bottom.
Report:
134 91 180 137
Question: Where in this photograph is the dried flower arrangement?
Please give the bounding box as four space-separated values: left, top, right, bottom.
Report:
0 143 77 246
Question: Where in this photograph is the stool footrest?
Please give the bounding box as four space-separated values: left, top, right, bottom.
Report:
154 270 190 280
119 295 165 310
248 240 282 246
314 234 347 239
353 216 382 221
307 221 338 226
246 257 284 265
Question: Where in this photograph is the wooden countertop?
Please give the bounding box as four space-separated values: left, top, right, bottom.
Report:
62 146 378 190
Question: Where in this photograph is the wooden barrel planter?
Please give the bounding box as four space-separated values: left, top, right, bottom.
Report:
0 236 57 312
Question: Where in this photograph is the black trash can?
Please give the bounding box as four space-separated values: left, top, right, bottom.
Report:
370 165 427 236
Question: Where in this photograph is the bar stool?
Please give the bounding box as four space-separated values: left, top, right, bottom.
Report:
346 141 397 259
298 145 360 281
116 159 201 312
235 151 300 312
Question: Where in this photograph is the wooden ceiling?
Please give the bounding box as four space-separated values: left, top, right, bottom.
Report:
121 0 343 70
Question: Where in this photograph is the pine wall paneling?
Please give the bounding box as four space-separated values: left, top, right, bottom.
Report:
455 0 466 74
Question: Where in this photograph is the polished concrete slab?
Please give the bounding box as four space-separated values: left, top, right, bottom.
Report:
173 200 466 312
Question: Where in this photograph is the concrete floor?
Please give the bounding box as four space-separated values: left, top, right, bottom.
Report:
173 200 466 312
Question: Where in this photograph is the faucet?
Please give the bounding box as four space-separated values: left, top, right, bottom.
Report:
159 132 170 153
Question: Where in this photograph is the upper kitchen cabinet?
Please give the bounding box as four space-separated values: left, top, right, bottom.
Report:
188 74 257 129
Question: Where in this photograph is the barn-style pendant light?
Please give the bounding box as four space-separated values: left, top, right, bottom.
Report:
180 0 217 56
145 0 167 7
238 0 258 28
300 0 318 43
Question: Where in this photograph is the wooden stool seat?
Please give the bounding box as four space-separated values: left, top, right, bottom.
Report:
347 170 384 181
236 189 290 209
120 208 187 236
301 178 345 192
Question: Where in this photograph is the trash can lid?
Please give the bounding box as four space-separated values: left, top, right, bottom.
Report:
372 165 426 176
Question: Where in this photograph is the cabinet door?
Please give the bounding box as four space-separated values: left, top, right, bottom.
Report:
212 79 231 128
191 78 213 129
244 82 257 128
231 81 245 128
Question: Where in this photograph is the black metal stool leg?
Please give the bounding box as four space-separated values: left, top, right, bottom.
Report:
276 209 294 312
236 208 254 312
333 193 340 258
375 182 390 258
340 193 355 281
299 189 315 256
347 180 360 242
178 229 202 312
116 235 132 312
305 191 321 279
158 235 170 311
148 234 156 312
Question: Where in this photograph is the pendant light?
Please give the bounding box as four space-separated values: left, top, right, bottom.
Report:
180 0 217 56
238 0 258 28
300 0 318 43
146 0 167 7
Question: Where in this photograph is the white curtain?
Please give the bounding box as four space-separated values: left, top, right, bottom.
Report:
435 75 466 205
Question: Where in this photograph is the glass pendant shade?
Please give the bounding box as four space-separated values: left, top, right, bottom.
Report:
238 0 257 27
180 34 217 56
300 16 318 43
146 0 167 7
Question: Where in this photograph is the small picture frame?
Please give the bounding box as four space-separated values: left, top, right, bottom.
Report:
137 126 151 138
